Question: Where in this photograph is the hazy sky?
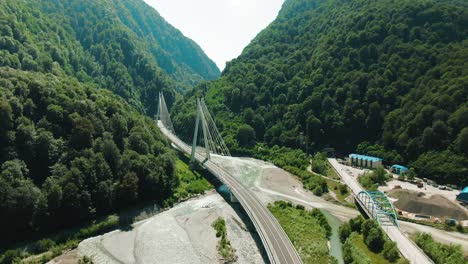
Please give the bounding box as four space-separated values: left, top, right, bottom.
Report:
144 0 285 70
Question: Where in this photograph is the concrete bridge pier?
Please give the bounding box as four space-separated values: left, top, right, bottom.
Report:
230 192 239 203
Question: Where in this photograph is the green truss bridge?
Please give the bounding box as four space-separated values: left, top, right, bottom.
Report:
356 190 400 228
328 159 433 264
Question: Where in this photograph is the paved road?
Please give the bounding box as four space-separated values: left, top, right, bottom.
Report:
158 122 302 264
328 159 433 264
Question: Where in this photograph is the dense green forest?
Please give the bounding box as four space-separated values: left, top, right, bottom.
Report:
0 0 219 115
0 68 179 246
173 0 468 186
0 0 221 249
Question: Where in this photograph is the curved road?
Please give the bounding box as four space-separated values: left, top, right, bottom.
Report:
158 122 302 264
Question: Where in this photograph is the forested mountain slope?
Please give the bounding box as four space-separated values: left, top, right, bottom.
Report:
0 0 219 248
173 0 468 185
0 0 219 115
0 68 177 246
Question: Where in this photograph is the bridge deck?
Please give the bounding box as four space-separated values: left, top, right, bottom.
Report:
158 122 302 264
328 159 433 264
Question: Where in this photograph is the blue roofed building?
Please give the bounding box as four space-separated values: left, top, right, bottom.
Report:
457 187 468 203
390 164 409 175
348 153 383 169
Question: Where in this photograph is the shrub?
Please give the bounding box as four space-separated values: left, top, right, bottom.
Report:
339 223 352 243
0 249 23 264
382 241 400 262
311 152 328 175
339 183 348 195
79 256 93 264
415 233 465 264
295 204 305 210
35 239 56 253
349 216 364 233
212 217 226 238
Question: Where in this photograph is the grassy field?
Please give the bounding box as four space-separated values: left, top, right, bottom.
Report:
326 161 340 180
326 179 353 206
268 201 334 264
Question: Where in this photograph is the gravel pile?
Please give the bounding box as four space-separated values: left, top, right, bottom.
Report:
390 189 468 220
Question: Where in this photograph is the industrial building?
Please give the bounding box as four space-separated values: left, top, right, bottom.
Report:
457 187 468 203
390 164 409 175
348 153 383 169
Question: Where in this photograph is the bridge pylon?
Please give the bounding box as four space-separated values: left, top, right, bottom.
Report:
191 98 210 161
156 92 175 134
190 98 231 163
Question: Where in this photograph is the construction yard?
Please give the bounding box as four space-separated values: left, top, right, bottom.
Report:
387 189 468 221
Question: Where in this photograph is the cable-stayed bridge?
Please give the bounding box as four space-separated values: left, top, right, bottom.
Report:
156 93 433 264
156 93 303 264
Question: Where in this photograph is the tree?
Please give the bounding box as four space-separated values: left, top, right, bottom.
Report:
311 152 328 175
42 177 63 212
46 104 64 124
230 88 241 112
339 183 348 195
0 160 41 241
236 124 256 147
102 138 121 175
118 172 139 205
95 180 113 213
454 127 468 156
111 114 128 149
361 219 378 238
365 227 384 252
339 223 351 242
34 129 54 182
0 99 12 134
70 114 94 149
406 168 416 182
349 216 364 233
128 127 151 155
252 115 266 140
383 241 400 262
369 167 388 185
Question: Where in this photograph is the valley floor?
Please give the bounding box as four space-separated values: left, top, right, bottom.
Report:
63 156 468 263
74 190 264 264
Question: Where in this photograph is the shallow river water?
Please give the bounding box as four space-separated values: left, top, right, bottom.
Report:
322 210 344 264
